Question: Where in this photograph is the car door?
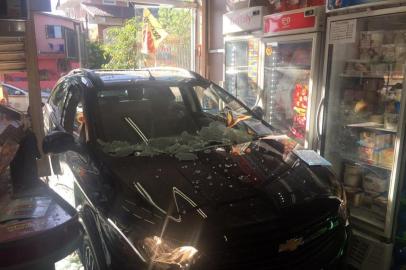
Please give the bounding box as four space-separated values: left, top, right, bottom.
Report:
45 79 71 133
3 85 28 111
59 82 109 212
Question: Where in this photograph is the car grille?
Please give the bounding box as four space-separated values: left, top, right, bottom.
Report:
195 215 346 270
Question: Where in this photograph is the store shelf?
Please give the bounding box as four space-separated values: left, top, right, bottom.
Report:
265 66 310 72
347 123 397 133
343 155 392 171
340 73 404 80
225 67 249 75
350 206 385 230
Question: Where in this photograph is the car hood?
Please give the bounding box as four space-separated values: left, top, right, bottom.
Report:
103 138 341 229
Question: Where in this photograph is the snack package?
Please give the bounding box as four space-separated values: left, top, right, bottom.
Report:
363 173 388 193
358 146 379 164
379 148 394 168
358 132 393 149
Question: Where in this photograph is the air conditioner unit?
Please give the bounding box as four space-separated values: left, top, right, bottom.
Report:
347 230 393 270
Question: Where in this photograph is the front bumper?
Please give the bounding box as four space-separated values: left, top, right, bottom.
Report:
192 223 350 270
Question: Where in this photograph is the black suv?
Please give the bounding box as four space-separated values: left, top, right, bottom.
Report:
42 68 349 270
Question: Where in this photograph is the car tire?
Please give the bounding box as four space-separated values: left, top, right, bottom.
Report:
79 211 108 270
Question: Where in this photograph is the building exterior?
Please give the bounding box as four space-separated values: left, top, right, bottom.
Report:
57 0 134 41
2 12 83 91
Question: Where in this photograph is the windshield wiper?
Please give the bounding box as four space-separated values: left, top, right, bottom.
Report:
124 117 149 145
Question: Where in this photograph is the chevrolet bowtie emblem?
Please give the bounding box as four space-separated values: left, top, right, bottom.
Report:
278 238 304 252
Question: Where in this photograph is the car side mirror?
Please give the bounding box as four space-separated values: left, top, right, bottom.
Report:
251 106 264 120
43 131 78 154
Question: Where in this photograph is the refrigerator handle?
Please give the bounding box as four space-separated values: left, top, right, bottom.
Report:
316 97 325 140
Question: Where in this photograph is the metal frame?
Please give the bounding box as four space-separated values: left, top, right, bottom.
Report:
261 32 323 149
320 5 406 240
387 68 406 238
129 0 198 8
326 0 406 13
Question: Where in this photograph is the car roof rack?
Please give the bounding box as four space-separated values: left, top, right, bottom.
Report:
68 68 95 76
68 68 104 89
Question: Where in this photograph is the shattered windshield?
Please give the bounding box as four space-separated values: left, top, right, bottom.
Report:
95 80 273 158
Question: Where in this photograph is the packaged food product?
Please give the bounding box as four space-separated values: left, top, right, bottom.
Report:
363 173 388 193
344 60 369 75
344 164 362 187
354 99 367 112
360 48 370 61
384 31 396 44
396 45 406 62
358 146 379 164
369 47 383 62
381 44 396 62
344 186 362 207
370 114 384 124
360 31 371 48
361 192 380 208
372 196 388 216
394 30 406 44
370 63 387 75
379 148 394 168
395 62 404 73
384 113 398 130
358 132 393 149
370 31 384 47
363 78 384 92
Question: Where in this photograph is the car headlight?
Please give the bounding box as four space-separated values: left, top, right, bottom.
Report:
141 236 199 269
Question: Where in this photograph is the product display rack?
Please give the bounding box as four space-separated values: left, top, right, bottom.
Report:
320 6 406 270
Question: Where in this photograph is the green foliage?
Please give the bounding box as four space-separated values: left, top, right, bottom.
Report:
158 8 192 39
102 18 145 69
101 9 192 69
86 41 109 69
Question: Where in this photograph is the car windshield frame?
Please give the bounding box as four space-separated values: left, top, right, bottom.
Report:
91 77 273 157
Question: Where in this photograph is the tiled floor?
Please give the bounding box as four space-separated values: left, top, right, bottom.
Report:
46 163 83 270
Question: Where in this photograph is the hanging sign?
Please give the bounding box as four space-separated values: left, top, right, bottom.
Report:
263 8 321 36
223 6 264 35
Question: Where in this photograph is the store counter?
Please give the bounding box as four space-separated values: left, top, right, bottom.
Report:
0 105 82 270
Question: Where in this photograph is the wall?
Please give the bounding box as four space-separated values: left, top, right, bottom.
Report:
30 0 51 12
34 12 76 54
4 12 80 91
208 0 227 84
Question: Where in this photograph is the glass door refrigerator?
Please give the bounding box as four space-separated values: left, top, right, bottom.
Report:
261 6 325 150
224 36 261 109
320 6 406 270
223 6 266 109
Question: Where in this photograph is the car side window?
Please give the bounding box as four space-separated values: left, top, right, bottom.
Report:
5 86 21 95
50 81 70 120
194 86 222 113
62 86 84 141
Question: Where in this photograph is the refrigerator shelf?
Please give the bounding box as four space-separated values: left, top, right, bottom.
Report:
350 207 385 230
346 123 397 134
340 73 404 80
265 66 311 71
343 156 392 171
